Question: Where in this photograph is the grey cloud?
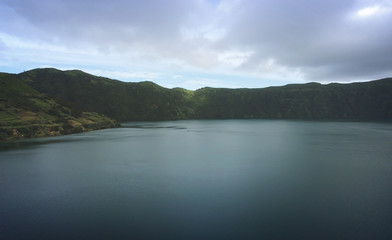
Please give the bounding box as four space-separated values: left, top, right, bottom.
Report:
222 0 392 81
1 0 220 71
2 0 392 82
3 0 198 46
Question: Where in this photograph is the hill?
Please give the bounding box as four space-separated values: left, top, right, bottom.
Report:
19 68 392 121
1 68 391 140
0 72 119 140
19 68 194 121
190 80 392 119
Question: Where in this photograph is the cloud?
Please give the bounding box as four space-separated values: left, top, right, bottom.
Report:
220 0 392 81
357 5 382 17
1 0 392 87
2 0 194 47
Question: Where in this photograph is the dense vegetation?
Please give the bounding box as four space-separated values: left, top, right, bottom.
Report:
19 68 392 121
19 69 193 121
0 72 118 140
1 68 391 140
191 81 392 120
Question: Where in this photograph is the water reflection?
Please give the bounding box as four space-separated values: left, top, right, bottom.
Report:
0 136 83 151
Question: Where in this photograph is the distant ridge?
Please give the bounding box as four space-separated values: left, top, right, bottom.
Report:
1 68 391 140
19 68 392 121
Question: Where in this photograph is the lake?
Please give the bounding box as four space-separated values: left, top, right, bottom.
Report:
1 120 392 239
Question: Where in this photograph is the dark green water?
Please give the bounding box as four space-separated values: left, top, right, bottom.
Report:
1 120 392 239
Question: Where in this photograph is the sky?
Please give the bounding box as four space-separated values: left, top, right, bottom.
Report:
1 0 392 90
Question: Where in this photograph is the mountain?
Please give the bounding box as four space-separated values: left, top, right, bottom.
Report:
1 68 391 140
19 68 392 121
19 68 194 121
0 72 118 140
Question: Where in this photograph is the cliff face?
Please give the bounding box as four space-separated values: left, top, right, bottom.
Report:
188 80 392 120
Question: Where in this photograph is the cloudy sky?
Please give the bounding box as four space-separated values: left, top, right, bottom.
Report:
1 0 391 89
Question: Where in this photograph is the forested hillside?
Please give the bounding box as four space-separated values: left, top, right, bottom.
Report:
1 68 391 140
191 80 392 119
0 72 118 140
19 68 193 121
19 68 392 121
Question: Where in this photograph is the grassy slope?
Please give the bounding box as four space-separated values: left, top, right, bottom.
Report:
19 68 194 121
20 68 392 122
0 73 118 140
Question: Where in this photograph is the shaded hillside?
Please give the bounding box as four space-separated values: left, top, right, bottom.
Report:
191 80 392 120
0 72 118 140
19 68 194 121
19 68 392 122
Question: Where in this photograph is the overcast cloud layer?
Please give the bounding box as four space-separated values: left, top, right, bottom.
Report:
1 0 391 89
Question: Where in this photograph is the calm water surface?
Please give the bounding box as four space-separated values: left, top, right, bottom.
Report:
1 120 392 239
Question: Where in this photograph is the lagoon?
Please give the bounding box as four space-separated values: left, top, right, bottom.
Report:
1 120 392 239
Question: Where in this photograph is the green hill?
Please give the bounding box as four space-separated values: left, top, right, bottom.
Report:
19 68 392 121
1 68 391 140
19 68 194 121
0 72 118 140
190 80 392 120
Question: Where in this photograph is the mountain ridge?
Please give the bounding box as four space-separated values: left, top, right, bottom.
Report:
19 68 392 121
1 68 391 140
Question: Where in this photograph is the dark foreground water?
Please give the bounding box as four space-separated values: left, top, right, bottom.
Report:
1 120 392 239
